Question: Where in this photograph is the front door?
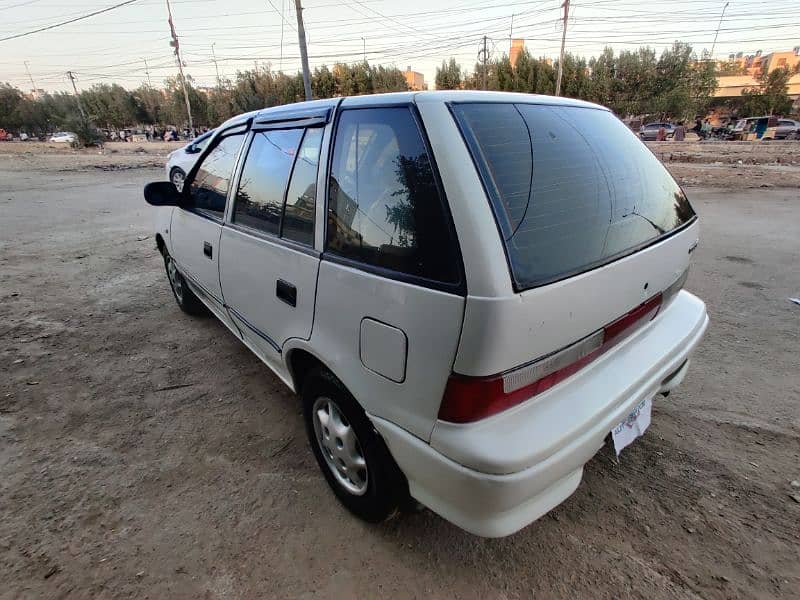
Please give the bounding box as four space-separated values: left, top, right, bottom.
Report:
170 131 246 319
219 126 324 369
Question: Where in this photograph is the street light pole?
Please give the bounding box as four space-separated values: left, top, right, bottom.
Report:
710 2 729 58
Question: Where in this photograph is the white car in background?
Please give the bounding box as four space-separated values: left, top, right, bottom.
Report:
49 132 77 143
165 129 215 191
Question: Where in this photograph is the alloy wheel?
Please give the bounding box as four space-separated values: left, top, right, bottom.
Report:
312 397 368 495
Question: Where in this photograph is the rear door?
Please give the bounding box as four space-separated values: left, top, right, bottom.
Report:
170 130 247 320
312 104 466 439
218 123 325 368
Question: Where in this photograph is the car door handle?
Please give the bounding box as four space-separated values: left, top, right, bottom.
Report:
203 241 213 259
276 279 297 307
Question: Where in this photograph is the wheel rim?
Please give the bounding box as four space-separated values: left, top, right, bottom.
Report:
171 170 185 192
312 397 368 495
166 257 183 303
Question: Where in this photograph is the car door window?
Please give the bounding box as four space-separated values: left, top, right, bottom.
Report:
188 133 245 218
327 107 460 284
282 127 323 246
233 129 303 236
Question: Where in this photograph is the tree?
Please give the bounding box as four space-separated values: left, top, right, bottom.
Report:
80 83 138 129
435 58 462 90
741 67 793 116
489 55 514 91
0 83 23 128
312 65 336 98
134 84 166 124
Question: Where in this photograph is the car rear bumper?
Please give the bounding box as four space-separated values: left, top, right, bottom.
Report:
371 290 708 537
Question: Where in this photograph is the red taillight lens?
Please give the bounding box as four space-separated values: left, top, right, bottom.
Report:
438 285 679 424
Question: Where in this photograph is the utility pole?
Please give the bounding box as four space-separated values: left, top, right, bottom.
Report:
362 37 366 63
211 43 220 86
279 0 285 71
66 71 87 122
555 0 570 96
293 0 312 101
710 1 729 58
481 35 488 90
143 58 152 87
166 0 193 135
24 61 37 92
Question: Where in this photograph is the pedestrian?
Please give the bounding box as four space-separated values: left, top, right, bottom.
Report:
656 124 666 142
673 121 686 141
701 119 712 140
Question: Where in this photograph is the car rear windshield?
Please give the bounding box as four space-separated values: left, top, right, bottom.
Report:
451 103 696 291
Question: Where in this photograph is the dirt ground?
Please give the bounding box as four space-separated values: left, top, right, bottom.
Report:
1 144 799 599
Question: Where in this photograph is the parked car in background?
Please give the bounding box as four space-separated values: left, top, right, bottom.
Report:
639 122 675 140
144 91 708 537
49 132 77 143
165 129 215 191
775 119 800 140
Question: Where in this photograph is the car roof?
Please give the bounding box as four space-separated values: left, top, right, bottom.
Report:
215 91 609 131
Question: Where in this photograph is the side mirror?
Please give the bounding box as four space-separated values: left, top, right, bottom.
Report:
185 144 200 154
144 181 182 206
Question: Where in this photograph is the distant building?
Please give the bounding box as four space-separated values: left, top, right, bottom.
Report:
719 47 800 76
403 66 426 91
24 89 46 100
715 73 800 110
510 39 525 68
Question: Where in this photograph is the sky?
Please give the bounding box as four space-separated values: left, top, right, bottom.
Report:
0 0 798 93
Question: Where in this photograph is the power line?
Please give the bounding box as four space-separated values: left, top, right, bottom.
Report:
0 0 141 43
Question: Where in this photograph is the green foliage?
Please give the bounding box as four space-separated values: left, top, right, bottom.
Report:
448 42 718 120
0 43 737 135
0 83 23 128
435 58 462 90
740 67 793 116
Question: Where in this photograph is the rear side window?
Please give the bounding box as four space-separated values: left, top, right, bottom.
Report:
451 103 695 290
189 133 246 218
233 129 303 235
327 107 460 285
282 128 323 246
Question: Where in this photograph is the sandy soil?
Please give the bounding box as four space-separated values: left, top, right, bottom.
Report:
0 150 799 599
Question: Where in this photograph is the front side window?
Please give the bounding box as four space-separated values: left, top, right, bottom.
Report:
188 133 245 218
233 129 303 235
327 107 459 284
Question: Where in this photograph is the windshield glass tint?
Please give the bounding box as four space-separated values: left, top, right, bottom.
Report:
451 103 695 290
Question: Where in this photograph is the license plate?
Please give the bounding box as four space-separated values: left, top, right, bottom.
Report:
611 396 653 456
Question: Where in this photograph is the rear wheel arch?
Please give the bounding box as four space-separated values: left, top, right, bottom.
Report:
155 233 166 256
286 347 332 395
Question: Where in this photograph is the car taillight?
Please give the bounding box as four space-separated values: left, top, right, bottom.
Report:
438 270 689 424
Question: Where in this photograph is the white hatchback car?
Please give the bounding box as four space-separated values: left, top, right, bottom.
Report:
49 131 77 143
165 129 215 192
144 91 708 537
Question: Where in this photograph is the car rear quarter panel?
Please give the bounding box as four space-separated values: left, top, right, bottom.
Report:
454 222 700 376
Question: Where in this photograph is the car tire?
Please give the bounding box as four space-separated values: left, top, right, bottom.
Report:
302 367 409 523
163 252 207 316
170 167 186 192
